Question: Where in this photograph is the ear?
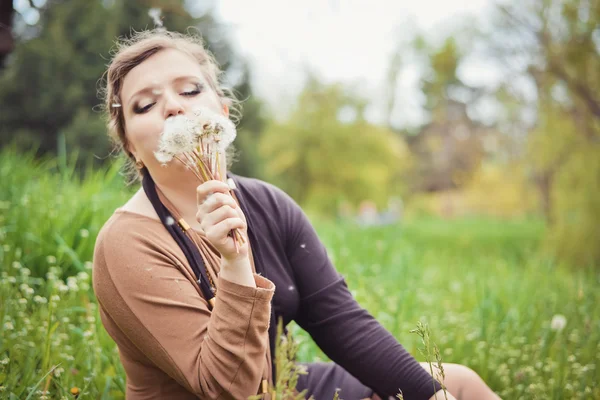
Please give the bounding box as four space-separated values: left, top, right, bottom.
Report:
222 103 229 117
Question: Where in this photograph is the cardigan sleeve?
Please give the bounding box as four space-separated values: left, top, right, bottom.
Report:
274 188 442 400
92 219 274 399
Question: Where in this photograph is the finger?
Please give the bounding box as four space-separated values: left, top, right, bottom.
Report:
196 180 231 205
199 205 238 231
234 205 247 224
198 193 237 215
205 218 247 244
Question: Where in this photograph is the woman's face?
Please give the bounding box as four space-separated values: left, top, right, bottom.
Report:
120 47 225 177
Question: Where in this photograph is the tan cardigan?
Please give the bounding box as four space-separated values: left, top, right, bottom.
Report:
92 209 275 399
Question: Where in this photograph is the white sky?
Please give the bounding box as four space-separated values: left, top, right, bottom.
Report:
214 0 499 126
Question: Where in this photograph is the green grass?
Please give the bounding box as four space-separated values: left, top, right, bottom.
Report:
0 149 598 399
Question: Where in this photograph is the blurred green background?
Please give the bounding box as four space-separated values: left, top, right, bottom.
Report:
0 0 598 398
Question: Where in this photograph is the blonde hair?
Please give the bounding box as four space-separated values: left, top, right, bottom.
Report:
100 29 240 184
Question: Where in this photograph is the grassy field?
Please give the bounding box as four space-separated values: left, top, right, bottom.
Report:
0 150 598 399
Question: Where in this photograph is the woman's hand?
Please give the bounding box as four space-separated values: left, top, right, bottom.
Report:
196 180 248 261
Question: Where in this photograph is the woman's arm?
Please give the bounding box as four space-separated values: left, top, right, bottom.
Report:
92 222 273 399
276 188 442 400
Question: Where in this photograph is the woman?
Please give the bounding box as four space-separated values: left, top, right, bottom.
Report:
92 29 500 400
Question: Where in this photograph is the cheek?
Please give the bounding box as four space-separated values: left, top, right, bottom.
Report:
125 115 164 155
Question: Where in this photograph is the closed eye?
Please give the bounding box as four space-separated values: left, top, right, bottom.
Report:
134 102 155 114
133 83 204 114
182 83 204 96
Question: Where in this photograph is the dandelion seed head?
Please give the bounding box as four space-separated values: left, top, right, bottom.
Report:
154 115 196 164
192 106 237 150
148 7 163 28
551 314 567 332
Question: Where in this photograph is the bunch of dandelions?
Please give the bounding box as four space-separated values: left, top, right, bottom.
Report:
154 106 244 250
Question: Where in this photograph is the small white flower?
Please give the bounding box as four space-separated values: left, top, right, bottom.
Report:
77 272 89 281
18 298 27 305
51 295 60 302
33 295 47 304
83 330 93 338
79 229 89 238
46 256 57 264
53 367 64 377
551 314 567 332
3 322 14 330
0 357 9 365
84 261 93 270
7 276 16 284
12 261 21 269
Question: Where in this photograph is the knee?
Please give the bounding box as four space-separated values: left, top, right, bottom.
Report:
445 363 482 383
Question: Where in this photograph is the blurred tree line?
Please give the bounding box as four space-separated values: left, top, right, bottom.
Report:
0 0 598 266
0 0 266 178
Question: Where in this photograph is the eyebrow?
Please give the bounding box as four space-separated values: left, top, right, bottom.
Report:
127 75 201 108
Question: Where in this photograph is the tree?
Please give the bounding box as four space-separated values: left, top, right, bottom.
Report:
0 0 14 67
259 77 412 215
408 37 490 193
489 0 600 265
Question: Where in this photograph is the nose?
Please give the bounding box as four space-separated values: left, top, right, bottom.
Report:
163 90 185 119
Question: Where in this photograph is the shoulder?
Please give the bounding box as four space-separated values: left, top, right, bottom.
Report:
92 210 177 280
229 174 300 215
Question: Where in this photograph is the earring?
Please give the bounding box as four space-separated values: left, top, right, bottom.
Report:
135 159 144 170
